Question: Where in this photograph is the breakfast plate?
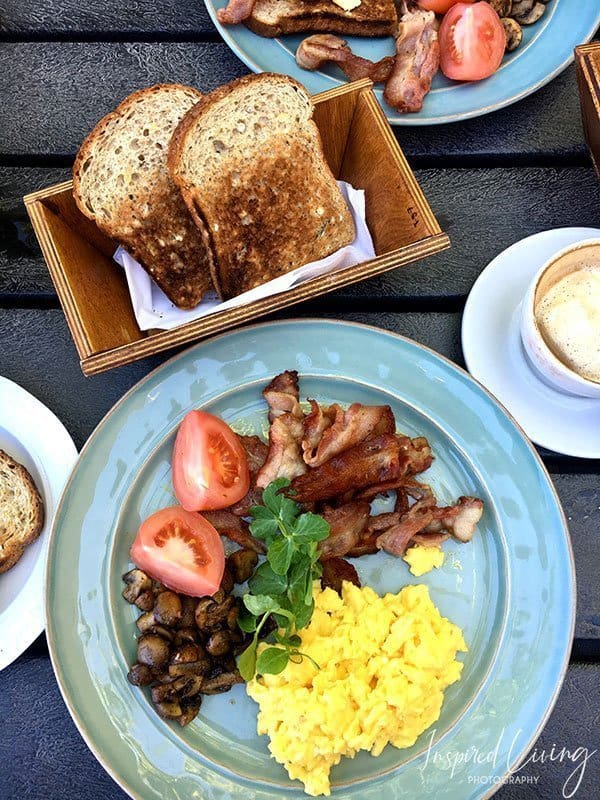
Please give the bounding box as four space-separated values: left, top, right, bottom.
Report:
46 319 574 799
204 0 600 125
0 376 77 671
462 227 600 459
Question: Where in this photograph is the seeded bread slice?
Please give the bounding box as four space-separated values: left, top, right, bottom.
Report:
73 84 214 309
168 73 355 300
0 451 44 574
245 0 398 38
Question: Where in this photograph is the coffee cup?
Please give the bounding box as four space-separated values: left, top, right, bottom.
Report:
520 238 600 399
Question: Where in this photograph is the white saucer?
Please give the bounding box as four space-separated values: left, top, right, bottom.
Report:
462 227 600 459
0 377 77 670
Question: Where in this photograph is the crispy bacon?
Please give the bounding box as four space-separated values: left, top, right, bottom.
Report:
230 435 268 516
320 558 361 594
375 487 483 556
296 34 395 83
318 501 371 560
399 435 433 475
202 510 266 554
302 402 395 467
289 434 403 503
384 5 440 114
217 0 255 25
376 511 435 556
425 497 484 542
256 371 306 488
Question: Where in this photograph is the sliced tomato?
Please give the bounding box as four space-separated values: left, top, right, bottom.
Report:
439 2 505 82
418 0 473 12
172 410 249 512
130 506 225 596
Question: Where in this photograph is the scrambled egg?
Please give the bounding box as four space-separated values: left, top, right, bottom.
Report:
403 544 445 576
247 582 467 796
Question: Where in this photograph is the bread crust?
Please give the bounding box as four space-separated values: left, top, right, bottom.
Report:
245 15 396 37
0 450 45 574
73 84 214 309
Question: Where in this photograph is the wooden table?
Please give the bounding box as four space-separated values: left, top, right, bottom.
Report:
0 4 598 798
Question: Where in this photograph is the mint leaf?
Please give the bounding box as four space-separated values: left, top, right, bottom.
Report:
268 536 295 575
256 646 290 676
294 513 330 543
249 562 288 596
243 594 279 616
237 641 258 682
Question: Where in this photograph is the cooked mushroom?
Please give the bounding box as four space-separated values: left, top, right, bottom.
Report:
122 569 151 604
154 699 182 719
179 701 201 727
201 671 244 694
514 1 544 24
194 594 235 630
226 604 240 632
206 630 232 658
137 634 170 670
127 663 154 686
168 660 211 678
171 643 202 665
136 611 155 634
227 549 259 584
134 590 155 612
154 591 183 626
151 580 168 594
174 627 198 646
502 17 523 51
220 566 234 594
179 597 197 628
487 0 512 16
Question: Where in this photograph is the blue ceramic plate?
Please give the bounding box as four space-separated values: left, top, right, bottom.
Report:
46 320 575 799
204 0 600 125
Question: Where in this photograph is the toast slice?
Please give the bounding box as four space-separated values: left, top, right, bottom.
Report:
0 451 44 574
169 73 356 300
245 0 398 38
73 84 214 309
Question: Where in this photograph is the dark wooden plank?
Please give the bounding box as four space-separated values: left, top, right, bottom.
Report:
0 43 591 161
4 165 600 301
0 657 596 799
0 0 215 35
0 308 597 641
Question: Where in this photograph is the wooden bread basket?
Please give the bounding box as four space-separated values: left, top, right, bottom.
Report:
25 79 449 376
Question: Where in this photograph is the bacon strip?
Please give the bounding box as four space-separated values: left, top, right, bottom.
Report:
384 5 440 113
296 34 395 83
229 435 268 516
256 371 307 488
320 558 361 594
202 510 266 554
318 501 371 560
302 402 395 467
289 434 403 504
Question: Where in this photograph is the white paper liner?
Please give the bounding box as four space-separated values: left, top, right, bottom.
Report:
114 181 374 331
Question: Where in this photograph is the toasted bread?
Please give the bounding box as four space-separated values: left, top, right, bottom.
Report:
245 0 398 38
73 84 214 309
169 74 355 300
0 451 44 574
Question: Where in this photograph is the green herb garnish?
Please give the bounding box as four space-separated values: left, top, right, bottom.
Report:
237 477 328 680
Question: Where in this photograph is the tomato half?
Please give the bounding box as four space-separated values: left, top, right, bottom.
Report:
439 2 505 82
130 506 225 596
417 0 473 12
172 410 250 512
